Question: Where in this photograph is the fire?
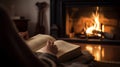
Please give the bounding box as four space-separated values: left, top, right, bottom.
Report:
86 7 103 36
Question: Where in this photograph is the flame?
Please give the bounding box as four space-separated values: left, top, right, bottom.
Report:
86 6 103 36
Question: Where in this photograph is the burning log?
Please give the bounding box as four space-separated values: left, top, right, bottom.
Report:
92 30 114 39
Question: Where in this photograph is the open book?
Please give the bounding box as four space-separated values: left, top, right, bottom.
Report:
25 34 82 62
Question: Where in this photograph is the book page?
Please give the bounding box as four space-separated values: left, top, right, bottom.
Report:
54 40 81 57
26 34 56 51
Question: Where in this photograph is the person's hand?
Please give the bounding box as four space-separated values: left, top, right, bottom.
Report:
18 31 29 40
39 40 58 56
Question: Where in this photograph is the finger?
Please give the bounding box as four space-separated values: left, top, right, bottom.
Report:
46 40 51 48
54 45 58 49
49 40 54 47
47 40 54 48
50 40 54 44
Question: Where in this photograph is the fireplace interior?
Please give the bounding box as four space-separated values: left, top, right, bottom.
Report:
66 6 119 40
50 0 120 41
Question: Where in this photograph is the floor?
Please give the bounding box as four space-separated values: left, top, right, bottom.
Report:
63 43 120 67
59 38 120 62
76 43 120 62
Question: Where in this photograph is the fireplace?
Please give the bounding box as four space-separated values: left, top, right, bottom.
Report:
50 0 120 62
50 0 120 41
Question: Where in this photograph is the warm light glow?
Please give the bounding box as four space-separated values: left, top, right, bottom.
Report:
86 46 93 54
86 6 103 36
96 51 100 61
102 48 104 58
85 45 104 61
98 45 101 50
102 25 104 32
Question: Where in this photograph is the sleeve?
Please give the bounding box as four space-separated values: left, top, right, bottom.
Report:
34 52 60 67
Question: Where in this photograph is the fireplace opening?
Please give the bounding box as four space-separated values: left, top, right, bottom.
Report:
66 6 119 40
50 0 120 40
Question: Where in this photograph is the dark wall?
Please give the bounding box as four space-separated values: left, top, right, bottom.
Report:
0 0 50 37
